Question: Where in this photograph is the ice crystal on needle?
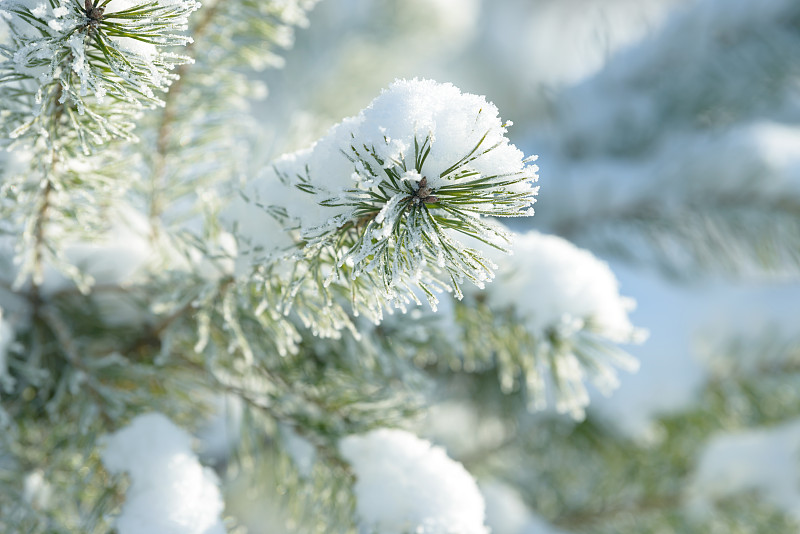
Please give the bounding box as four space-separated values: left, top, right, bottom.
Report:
262 79 538 308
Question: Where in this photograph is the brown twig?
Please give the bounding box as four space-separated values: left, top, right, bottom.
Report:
150 0 224 227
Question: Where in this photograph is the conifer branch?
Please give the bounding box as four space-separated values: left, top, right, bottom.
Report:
556 190 800 279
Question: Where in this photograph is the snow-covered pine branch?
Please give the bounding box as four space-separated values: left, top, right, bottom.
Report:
308 225 647 421
455 228 646 420
229 78 539 329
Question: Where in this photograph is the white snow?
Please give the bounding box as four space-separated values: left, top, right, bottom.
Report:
101 413 226 534
22 470 52 510
484 230 642 343
590 264 800 440
269 78 538 234
339 428 489 534
687 418 800 521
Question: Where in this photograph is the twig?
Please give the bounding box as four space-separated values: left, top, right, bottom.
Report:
149 0 224 228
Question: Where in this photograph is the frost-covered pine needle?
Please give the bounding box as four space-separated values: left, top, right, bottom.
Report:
0 0 200 149
249 78 538 313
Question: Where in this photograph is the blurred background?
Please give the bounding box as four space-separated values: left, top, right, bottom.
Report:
230 0 800 531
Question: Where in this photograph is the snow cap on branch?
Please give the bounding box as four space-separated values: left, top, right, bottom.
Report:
462 228 646 420
260 78 538 307
101 413 226 534
487 230 642 343
339 428 488 534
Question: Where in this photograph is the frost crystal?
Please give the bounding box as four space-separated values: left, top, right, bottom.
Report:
101 413 226 534
1 0 200 147
339 428 489 534
264 78 538 306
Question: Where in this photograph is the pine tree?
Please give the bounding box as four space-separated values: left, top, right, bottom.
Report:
2 1 800 533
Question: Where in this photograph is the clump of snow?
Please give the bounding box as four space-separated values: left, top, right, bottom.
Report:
22 470 52 510
260 79 538 305
352 79 534 191
463 227 646 420
339 428 488 534
101 413 226 534
687 418 800 521
273 78 537 230
486 230 643 344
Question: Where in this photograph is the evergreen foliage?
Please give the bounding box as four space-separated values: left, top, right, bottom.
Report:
1 0 800 533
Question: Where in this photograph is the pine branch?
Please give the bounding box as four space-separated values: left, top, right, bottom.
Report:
555 189 800 279
143 0 319 232
1 0 200 151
